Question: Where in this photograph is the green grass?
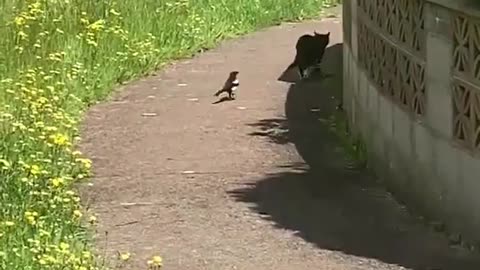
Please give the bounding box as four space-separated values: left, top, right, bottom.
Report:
328 108 368 169
0 0 341 269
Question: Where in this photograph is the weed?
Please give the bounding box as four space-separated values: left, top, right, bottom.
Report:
329 108 368 169
0 0 341 269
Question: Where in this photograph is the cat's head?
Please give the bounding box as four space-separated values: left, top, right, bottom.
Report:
314 31 330 38
314 31 330 46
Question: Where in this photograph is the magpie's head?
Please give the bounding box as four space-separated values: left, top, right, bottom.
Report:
230 71 239 77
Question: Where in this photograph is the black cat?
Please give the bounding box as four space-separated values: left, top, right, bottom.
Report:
287 31 330 79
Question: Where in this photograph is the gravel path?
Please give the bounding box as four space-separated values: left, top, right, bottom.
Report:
81 10 480 270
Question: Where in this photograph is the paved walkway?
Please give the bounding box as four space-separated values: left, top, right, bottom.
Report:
80 10 480 270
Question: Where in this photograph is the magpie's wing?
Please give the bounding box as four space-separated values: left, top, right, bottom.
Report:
222 77 233 90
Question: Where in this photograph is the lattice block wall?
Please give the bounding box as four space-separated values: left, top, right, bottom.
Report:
452 14 480 152
356 0 426 117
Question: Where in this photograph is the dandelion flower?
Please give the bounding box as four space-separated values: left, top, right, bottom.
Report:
59 242 70 251
50 133 69 146
119 252 131 261
147 255 163 267
73 210 82 218
50 177 64 187
88 215 97 224
14 16 25 26
30 164 41 175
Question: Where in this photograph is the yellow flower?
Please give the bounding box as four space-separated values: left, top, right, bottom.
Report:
59 242 70 251
26 215 36 225
24 211 38 225
88 215 97 224
147 255 163 267
119 252 131 261
76 158 92 169
73 210 82 218
30 164 41 175
50 177 64 187
44 255 57 264
50 133 69 146
87 19 105 31
14 16 25 26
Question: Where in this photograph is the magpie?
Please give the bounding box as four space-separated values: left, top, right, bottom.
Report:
214 71 239 100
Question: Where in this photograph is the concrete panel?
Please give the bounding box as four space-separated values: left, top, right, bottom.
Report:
425 28 453 138
377 94 393 175
392 106 413 160
378 93 394 142
350 55 360 135
343 45 351 114
390 106 414 187
355 64 364 101
459 152 480 238
410 122 438 217
350 0 358 60
432 138 462 226
355 71 368 137
425 2 452 40
373 122 387 166
366 84 379 126
413 122 433 167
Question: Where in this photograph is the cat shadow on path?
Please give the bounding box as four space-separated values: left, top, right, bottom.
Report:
230 43 480 270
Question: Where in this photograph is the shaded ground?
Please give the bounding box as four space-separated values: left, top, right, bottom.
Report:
80 9 480 270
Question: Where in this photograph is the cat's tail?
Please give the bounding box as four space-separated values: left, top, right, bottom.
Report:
287 58 297 70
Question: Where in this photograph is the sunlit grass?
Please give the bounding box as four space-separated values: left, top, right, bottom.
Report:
0 0 340 269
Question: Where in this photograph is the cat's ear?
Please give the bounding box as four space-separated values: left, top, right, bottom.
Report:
314 30 319 35
327 32 331 36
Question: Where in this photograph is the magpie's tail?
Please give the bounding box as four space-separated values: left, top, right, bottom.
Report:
214 89 225 97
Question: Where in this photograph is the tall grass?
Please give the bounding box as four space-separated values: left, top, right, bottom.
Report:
0 0 340 269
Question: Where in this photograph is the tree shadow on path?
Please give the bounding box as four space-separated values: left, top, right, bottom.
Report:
229 43 480 269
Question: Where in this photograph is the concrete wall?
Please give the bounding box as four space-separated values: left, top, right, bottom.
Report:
343 0 480 242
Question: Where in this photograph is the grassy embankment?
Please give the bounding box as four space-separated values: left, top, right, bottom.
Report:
0 0 341 269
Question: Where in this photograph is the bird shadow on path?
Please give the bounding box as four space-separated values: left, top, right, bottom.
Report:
212 96 235 104
230 43 480 269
